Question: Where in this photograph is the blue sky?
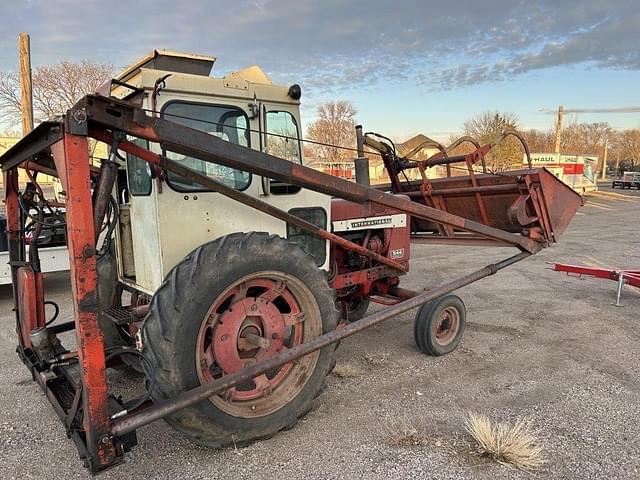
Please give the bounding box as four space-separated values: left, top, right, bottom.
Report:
1 0 639 141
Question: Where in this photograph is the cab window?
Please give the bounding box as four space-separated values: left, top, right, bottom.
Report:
265 110 301 163
126 136 152 196
161 102 251 191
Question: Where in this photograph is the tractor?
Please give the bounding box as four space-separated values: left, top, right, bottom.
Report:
0 50 582 473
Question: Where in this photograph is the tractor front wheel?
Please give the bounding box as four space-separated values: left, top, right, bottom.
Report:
413 295 466 356
143 232 338 447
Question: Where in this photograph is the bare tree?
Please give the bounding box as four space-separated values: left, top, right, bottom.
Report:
523 129 555 153
307 100 357 165
0 59 113 128
561 121 612 155
0 71 21 125
462 111 522 170
615 128 640 169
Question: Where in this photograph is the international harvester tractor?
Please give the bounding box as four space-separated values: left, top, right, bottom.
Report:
0 50 582 473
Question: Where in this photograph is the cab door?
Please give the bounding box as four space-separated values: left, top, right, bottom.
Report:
259 103 330 269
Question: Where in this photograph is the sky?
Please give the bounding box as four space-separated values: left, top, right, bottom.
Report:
1 0 639 141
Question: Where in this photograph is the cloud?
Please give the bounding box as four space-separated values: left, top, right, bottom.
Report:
424 2 640 88
0 0 637 93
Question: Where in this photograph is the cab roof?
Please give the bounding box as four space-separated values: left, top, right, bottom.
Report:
116 50 216 83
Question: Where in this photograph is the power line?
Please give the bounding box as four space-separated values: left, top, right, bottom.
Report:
144 107 384 157
143 108 512 180
539 107 640 114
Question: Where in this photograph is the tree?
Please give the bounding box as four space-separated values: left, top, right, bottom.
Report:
462 111 522 170
306 100 357 165
523 129 555 153
615 128 640 169
0 59 113 128
560 121 612 155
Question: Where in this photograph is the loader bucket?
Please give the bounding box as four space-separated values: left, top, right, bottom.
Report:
401 167 583 245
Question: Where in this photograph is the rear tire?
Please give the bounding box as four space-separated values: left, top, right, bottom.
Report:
413 295 465 356
143 232 338 448
342 296 370 322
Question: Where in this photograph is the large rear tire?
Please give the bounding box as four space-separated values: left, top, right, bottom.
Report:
143 232 338 447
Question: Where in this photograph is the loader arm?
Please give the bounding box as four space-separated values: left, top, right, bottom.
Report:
70 94 580 253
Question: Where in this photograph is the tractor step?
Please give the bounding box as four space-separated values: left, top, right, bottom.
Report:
102 307 135 325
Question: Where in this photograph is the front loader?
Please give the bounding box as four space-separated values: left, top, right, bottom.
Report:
0 50 582 473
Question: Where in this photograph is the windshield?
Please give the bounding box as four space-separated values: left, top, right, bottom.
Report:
162 101 251 191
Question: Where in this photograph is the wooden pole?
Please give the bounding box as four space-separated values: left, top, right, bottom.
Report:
18 33 34 136
554 105 563 156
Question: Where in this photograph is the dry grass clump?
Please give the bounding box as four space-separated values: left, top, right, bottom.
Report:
332 363 363 378
364 352 390 366
465 412 545 471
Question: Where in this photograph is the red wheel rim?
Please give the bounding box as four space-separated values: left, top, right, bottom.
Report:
433 306 459 346
195 271 321 418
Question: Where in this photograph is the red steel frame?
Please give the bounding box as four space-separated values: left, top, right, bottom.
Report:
5 121 118 470
553 263 640 288
52 130 117 465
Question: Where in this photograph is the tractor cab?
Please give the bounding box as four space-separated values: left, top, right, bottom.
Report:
108 51 331 295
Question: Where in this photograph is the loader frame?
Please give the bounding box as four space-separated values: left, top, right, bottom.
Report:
1 94 577 473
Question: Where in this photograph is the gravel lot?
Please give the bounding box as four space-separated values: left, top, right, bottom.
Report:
0 185 638 479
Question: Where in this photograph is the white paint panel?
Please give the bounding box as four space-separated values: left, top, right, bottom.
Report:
155 182 331 287
127 186 163 293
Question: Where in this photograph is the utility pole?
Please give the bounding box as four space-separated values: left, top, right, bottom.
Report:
601 139 608 180
554 105 563 155
18 32 34 136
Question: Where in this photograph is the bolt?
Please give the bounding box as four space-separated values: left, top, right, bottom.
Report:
73 109 87 123
221 335 228 342
272 333 278 340
251 405 256 410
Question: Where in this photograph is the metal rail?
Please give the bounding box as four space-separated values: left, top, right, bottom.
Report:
75 94 539 253
111 251 530 437
552 263 640 307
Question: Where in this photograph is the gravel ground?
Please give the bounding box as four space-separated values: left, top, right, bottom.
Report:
0 185 638 479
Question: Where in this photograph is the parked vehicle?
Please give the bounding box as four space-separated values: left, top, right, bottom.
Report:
612 171 640 189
